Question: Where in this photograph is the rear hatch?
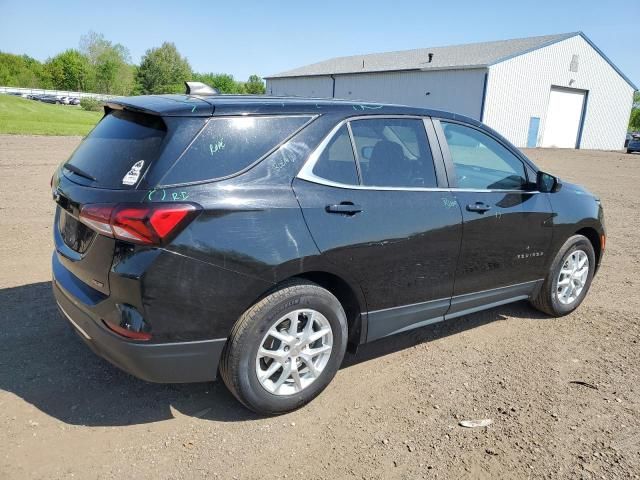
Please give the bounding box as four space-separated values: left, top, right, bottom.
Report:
53 97 210 296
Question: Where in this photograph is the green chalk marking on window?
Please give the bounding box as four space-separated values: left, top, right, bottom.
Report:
209 138 226 155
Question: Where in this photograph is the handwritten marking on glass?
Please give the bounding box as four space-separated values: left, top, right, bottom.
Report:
209 138 225 155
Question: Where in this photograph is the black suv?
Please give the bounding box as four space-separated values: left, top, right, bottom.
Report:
52 84 605 414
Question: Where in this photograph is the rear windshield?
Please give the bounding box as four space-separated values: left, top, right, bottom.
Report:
159 115 312 185
65 109 167 189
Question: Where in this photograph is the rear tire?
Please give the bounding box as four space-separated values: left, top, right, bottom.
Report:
530 235 595 316
219 281 348 415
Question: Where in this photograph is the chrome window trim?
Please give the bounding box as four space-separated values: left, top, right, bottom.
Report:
297 116 539 194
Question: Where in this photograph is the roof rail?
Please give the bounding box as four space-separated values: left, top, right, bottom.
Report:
185 81 219 95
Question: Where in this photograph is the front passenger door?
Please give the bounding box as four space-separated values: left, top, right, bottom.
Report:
435 120 553 314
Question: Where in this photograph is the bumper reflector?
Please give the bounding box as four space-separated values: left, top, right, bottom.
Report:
104 304 152 341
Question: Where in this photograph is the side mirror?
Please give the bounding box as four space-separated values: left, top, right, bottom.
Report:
537 171 562 193
361 146 373 160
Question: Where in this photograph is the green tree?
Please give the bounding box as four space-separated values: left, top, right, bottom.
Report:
192 72 244 93
629 92 640 131
0 52 50 88
630 108 640 132
244 74 266 94
136 42 192 94
45 49 92 91
80 31 134 94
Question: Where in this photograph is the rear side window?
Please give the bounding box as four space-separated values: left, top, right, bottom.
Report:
161 116 312 185
311 125 359 185
65 109 166 189
350 118 437 188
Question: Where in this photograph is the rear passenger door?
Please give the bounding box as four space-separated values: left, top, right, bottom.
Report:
434 119 553 315
293 116 463 341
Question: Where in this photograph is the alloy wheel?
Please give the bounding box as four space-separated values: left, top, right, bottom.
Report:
556 249 589 305
255 309 333 396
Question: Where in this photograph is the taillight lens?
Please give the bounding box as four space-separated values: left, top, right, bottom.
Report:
79 203 197 245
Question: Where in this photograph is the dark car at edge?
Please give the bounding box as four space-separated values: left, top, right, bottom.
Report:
627 133 640 154
51 83 606 414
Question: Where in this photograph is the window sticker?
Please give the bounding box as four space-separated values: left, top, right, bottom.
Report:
122 160 144 185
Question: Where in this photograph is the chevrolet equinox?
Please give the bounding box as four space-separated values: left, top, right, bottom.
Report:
51 83 605 414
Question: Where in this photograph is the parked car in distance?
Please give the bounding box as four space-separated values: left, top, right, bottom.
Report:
69 97 81 105
627 133 640 154
51 83 606 414
36 94 61 104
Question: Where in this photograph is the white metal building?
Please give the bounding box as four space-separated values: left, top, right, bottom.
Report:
265 32 637 150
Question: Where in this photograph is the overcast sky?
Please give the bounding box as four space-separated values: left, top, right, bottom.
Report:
0 0 637 86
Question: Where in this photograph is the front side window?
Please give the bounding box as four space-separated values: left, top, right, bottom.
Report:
441 122 527 190
350 118 437 188
311 125 359 185
162 115 311 185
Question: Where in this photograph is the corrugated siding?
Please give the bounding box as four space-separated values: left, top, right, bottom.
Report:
267 76 333 97
333 70 486 119
483 35 634 150
268 69 487 119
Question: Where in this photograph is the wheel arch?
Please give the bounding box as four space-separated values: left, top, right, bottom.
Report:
277 271 367 351
575 226 602 272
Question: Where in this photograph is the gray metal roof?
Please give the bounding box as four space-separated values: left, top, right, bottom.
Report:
266 33 578 79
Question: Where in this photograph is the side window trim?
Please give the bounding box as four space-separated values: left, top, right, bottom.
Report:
346 121 364 185
423 118 449 189
298 115 449 191
432 118 537 192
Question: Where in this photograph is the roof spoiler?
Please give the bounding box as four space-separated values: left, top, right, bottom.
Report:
185 81 219 96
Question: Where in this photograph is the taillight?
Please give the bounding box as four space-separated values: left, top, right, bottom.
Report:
79 203 198 245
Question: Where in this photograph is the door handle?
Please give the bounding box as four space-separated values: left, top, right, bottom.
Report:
466 202 492 213
326 202 362 215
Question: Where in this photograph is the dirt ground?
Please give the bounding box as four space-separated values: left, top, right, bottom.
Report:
0 134 638 479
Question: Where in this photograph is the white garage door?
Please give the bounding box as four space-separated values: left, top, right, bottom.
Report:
541 87 586 148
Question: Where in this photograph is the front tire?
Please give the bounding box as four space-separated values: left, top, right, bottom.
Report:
219 281 348 415
531 234 596 316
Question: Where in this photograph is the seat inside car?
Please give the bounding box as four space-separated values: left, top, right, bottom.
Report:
367 140 409 186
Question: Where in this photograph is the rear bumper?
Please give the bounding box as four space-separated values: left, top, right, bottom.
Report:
52 259 226 383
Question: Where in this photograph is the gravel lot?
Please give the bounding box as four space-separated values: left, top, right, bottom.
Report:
0 135 638 479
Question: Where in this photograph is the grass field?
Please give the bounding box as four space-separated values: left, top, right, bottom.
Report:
0 94 102 136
